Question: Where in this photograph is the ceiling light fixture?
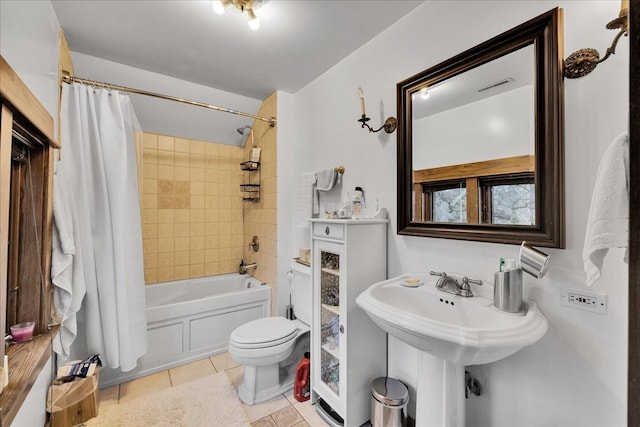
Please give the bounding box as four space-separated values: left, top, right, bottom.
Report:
212 0 263 30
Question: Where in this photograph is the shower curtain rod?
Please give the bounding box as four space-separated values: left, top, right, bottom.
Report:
61 74 277 127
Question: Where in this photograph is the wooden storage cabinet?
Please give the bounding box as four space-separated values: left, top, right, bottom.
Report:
310 219 387 427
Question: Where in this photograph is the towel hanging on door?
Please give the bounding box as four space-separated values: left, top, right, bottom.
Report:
582 133 629 286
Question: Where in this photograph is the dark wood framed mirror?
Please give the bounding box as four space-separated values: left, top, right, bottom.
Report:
397 8 565 247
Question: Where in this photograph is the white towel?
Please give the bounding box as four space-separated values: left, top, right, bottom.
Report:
313 168 342 214
51 166 87 359
583 133 629 286
296 172 315 228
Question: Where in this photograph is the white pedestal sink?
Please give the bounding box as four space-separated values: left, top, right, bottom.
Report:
356 273 548 427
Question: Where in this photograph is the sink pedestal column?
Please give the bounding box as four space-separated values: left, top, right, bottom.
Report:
415 352 465 427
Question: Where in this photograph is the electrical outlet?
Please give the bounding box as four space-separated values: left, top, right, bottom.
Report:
561 287 607 315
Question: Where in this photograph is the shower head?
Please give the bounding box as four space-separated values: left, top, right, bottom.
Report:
237 125 252 135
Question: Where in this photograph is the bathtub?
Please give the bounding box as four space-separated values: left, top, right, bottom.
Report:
100 274 271 388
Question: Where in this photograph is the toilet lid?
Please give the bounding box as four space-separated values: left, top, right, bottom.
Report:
230 317 298 349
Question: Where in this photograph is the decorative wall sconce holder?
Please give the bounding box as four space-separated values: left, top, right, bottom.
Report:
564 1 629 79
358 115 398 134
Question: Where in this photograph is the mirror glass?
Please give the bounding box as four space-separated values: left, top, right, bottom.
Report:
397 8 564 247
411 44 535 225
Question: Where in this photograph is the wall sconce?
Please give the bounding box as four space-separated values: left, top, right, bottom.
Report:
357 87 397 134
564 0 629 78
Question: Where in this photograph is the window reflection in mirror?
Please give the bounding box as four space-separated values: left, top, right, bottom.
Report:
412 44 535 225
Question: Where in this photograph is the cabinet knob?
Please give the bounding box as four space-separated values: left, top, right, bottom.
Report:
339 325 344 334
325 226 330 235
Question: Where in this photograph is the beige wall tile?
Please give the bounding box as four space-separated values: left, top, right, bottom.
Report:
175 166 190 181
175 251 190 266
144 253 158 269
143 193 158 209
143 149 158 164
143 223 158 239
175 223 190 237
175 209 190 223
143 238 158 255
205 208 219 222
158 135 175 151
204 143 219 157
175 265 190 280
157 237 175 253
143 133 158 149
158 179 174 194
141 130 255 284
158 165 174 179
204 262 219 276
190 236 204 251
158 209 175 224
205 249 219 263
190 139 205 154
175 237 190 252
144 268 158 284
191 250 204 265
191 181 204 195
157 151 174 166
157 267 175 283
175 138 190 153
144 163 158 179
190 264 204 277
142 208 157 224
191 196 204 209
175 152 190 168
220 260 238 273
175 195 190 209
190 223 204 236
158 223 175 238
143 178 157 194
190 167 204 182
158 252 175 267
205 235 219 249
158 195 175 209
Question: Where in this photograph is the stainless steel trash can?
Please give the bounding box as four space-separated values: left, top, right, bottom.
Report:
371 377 409 427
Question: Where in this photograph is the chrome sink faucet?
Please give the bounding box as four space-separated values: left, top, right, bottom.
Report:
430 271 483 298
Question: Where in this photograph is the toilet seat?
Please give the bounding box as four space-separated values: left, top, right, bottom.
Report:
230 317 298 349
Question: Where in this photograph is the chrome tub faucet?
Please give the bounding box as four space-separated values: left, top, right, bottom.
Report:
239 260 257 274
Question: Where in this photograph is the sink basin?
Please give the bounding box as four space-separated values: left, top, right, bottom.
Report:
356 273 548 365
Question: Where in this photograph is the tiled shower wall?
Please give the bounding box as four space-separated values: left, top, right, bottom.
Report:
243 92 278 314
141 133 244 284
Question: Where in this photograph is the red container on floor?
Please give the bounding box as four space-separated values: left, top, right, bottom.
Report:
294 352 311 402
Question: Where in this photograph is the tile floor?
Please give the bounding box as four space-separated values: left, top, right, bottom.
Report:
99 352 330 427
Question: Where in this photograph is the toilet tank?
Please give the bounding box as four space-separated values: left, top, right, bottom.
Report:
291 262 312 325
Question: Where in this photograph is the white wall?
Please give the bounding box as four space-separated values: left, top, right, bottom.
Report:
0 0 60 135
0 1 59 424
413 86 534 169
70 52 262 146
12 357 53 427
291 1 628 426
276 90 297 316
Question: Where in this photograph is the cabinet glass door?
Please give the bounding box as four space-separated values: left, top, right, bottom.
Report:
319 248 341 396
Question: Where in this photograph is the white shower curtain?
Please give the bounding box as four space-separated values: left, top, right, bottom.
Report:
59 83 147 371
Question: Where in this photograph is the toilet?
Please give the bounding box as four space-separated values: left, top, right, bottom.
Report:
229 262 311 405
